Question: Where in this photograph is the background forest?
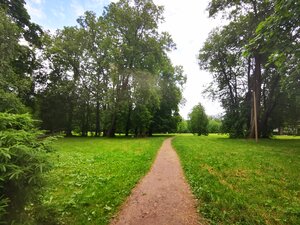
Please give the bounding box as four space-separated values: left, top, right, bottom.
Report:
1 0 185 138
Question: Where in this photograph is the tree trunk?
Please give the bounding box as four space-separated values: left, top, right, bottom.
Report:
148 127 153 137
81 108 86 137
95 100 100 136
106 113 116 137
249 54 262 138
246 57 252 132
260 73 280 138
66 101 73 137
125 104 131 137
86 102 90 136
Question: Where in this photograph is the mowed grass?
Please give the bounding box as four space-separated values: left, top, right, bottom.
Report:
36 137 165 225
172 134 300 225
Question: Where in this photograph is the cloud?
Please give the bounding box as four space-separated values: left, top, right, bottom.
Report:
86 0 111 13
70 0 110 20
30 0 43 4
71 0 85 17
25 1 46 20
51 5 66 20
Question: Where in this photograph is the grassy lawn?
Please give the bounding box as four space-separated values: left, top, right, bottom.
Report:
34 137 165 225
172 134 300 225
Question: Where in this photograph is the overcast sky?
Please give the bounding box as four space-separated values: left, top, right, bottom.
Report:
25 0 225 119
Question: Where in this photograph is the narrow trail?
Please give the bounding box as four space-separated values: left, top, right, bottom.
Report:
110 138 202 225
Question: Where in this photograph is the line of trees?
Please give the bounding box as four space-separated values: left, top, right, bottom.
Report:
199 0 299 138
1 0 185 137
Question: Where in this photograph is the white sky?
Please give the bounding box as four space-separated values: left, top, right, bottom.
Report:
25 0 225 119
153 0 224 118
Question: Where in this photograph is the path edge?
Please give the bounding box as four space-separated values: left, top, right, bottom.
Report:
170 136 209 225
108 136 173 223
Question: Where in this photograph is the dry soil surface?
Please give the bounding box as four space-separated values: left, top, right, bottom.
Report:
110 137 202 225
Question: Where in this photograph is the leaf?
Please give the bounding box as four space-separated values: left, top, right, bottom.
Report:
104 205 112 211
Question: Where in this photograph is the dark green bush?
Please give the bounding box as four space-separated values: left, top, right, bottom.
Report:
0 113 54 224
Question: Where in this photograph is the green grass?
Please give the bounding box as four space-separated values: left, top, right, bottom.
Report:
172 134 300 225
34 137 165 225
272 135 300 140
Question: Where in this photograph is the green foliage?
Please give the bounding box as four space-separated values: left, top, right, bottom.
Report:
0 7 40 115
152 65 185 134
0 91 27 114
0 113 54 224
130 71 160 136
251 0 300 133
173 135 300 225
38 0 184 137
207 118 221 133
30 136 165 225
1 0 185 138
0 8 26 114
201 0 298 138
188 103 208 136
199 22 250 138
177 119 190 133
0 0 43 46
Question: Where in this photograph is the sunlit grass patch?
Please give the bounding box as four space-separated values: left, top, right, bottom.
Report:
272 135 300 140
173 135 300 225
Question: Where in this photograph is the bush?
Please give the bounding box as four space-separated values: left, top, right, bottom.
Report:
208 119 222 133
0 91 27 114
177 120 190 133
0 113 55 224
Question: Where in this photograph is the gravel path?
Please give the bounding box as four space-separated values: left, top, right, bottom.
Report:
110 137 202 225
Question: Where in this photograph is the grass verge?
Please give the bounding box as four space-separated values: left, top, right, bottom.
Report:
33 136 165 225
172 134 300 225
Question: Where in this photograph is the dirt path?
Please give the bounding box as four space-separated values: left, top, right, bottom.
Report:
110 138 202 225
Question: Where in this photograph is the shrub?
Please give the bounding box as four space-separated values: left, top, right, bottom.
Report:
0 113 54 224
208 119 222 133
188 103 209 136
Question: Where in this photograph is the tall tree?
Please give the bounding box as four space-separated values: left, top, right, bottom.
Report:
77 11 113 136
200 0 297 138
250 0 300 135
151 64 186 134
0 8 26 113
0 0 43 46
36 0 184 137
40 27 86 136
0 1 42 113
199 22 249 137
188 103 209 136
102 0 175 137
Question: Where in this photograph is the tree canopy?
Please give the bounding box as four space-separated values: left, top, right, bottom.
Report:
199 0 299 137
0 0 185 138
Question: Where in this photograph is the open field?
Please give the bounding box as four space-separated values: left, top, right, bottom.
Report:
33 137 165 225
173 134 300 225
